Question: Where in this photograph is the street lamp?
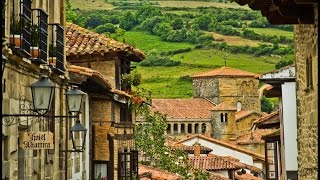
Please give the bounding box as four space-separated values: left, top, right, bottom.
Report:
70 120 87 152
30 75 55 115
65 86 86 115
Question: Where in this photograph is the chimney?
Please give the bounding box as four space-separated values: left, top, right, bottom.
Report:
193 143 201 156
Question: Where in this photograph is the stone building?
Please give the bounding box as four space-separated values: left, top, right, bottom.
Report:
2 0 83 179
233 0 318 179
65 23 145 180
191 66 261 112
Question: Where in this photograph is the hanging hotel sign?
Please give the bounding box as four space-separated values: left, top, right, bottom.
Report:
20 132 54 149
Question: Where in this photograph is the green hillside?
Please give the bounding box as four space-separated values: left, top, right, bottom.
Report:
69 0 295 99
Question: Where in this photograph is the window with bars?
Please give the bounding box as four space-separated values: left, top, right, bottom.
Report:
10 0 32 57
118 150 138 180
30 8 48 64
49 23 65 74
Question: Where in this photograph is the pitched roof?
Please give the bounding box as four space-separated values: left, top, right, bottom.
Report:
189 154 262 173
67 65 131 98
65 23 145 61
235 110 259 121
169 144 213 153
235 173 264 180
211 102 237 111
175 134 265 161
253 110 280 128
151 98 216 119
189 155 241 171
235 128 278 145
138 164 182 180
191 67 258 78
68 64 112 90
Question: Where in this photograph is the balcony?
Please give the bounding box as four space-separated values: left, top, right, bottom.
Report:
9 0 32 57
30 8 48 64
48 23 65 75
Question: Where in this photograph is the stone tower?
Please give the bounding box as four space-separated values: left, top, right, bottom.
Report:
191 66 261 112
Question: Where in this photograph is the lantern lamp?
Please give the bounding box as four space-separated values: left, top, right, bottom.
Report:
65 86 86 115
70 120 87 152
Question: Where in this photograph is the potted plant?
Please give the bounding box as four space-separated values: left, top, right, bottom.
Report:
48 44 57 66
10 17 22 47
29 24 39 58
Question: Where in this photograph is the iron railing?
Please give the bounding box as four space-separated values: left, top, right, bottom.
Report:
20 0 32 56
30 8 48 64
48 23 65 74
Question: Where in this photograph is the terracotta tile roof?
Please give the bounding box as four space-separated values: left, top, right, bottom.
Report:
189 155 241 171
208 172 230 180
211 102 237 111
169 144 213 153
138 164 183 180
235 128 278 145
175 134 265 161
253 110 280 128
191 66 258 78
189 154 262 173
68 65 112 90
235 173 264 180
235 110 260 121
68 65 131 98
65 23 145 61
151 98 216 119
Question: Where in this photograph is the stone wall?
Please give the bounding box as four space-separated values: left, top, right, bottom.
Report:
211 110 236 141
235 113 262 135
294 5 318 180
192 78 220 104
219 77 261 112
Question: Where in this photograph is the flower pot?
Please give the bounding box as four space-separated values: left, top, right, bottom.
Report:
9 34 22 47
49 57 56 66
30 47 39 58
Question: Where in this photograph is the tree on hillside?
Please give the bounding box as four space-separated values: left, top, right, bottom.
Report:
135 5 162 23
195 15 212 31
119 11 139 30
172 18 184 30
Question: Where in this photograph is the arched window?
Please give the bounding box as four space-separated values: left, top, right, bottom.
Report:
181 124 185 134
195 123 199 133
225 113 228 123
249 81 254 94
188 124 192 133
201 123 206 134
241 81 248 95
220 113 224 122
236 101 242 112
167 124 171 134
173 124 178 134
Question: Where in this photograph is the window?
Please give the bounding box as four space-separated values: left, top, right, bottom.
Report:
225 113 228 123
120 103 132 122
94 163 108 179
167 124 171 134
181 124 185 134
173 124 178 134
188 124 192 133
195 123 199 133
236 101 242 112
306 56 313 90
118 150 138 180
201 123 206 134
220 113 224 122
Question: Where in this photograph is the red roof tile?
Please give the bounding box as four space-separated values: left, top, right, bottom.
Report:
253 110 280 127
175 134 265 161
235 173 264 180
65 23 145 61
211 102 237 111
235 110 258 121
191 67 258 78
189 155 241 171
68 65 131 98
189 154 262 173
138 164 182 180
151 98 216 119
235 128 277 145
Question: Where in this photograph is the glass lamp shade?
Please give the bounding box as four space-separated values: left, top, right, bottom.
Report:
70 120 87 152
65 86 86 115
30 75 55 114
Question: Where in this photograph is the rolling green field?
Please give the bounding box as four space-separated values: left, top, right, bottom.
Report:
115 31 195 53
239 28 294 39
135 49 278 98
